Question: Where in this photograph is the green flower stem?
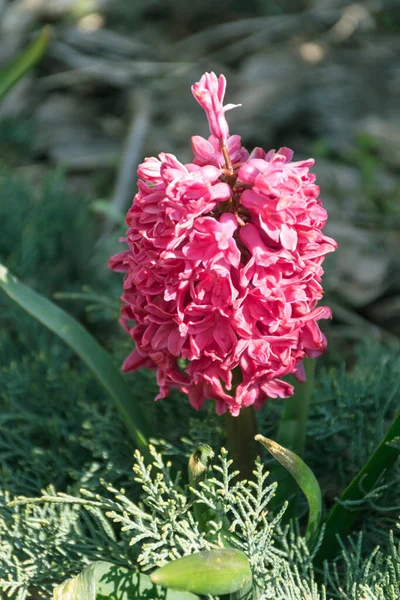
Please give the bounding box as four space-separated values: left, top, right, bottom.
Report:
273 358 315 513
224 407 258 480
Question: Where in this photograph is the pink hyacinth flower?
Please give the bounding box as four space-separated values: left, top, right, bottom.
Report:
109 72 337 416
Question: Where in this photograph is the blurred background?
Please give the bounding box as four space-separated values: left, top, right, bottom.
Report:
1 0 399 351
1 0 400 542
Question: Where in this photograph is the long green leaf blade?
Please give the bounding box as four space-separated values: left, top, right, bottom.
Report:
255 434 322 548
315 406 400 564
53 561 198 600
276 358 315 457
0 264 149 450
0 26 51 100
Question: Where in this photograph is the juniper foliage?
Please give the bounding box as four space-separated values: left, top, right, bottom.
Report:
4 446 400 600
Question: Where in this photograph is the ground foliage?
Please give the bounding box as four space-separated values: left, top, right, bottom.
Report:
3 443 400 600
1 167 400 598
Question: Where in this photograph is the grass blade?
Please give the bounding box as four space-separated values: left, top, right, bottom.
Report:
255 434 322 548
0 26 51 100
0 264 149 451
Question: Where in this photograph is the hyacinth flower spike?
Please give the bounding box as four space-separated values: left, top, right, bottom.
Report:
110 71 336 416
110 72 337 475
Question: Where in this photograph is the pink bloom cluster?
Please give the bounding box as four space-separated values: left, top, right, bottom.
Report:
109 72 337 416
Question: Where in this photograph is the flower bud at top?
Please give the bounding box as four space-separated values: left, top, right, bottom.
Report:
191 72 241 146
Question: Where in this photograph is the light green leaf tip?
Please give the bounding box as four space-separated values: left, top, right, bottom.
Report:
0 26 52 100
151 549 252 596
255 434 322 548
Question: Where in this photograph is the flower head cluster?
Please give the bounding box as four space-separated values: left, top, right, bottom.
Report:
109 72 337 416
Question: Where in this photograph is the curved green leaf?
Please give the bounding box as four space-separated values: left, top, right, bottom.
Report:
255 434 322 548
53 561 198 600
315 404 400 564
0 264 149 451
0 26 51 100
273 358 315 517
276 358 315 458
151 549 252 596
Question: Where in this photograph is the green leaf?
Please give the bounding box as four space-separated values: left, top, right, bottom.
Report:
255 434 322 548
0 26 51 101
273 358 315 517
276 358 315 457
53 561 199 600
0 264 149 452
315 406 400 564
91 200 126 225
151 549 252 596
